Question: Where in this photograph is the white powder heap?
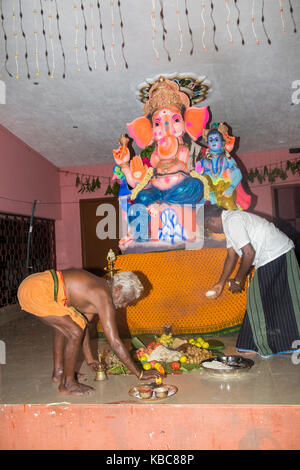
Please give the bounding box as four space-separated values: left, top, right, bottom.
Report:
202 360 232 370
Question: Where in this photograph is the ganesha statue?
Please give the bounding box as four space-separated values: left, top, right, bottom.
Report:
112 77 210 249
196 122 251 210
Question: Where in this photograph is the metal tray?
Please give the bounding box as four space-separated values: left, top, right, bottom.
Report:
129 383 178 401
201 355 254 377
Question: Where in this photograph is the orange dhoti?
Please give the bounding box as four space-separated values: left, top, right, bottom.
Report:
17 270 87 330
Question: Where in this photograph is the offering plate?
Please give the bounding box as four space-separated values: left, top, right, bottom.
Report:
201 355 254 377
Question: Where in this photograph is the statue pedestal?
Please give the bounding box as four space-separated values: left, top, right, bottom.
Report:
97 247 246 336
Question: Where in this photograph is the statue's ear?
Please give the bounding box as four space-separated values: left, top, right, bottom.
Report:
184 106 209 141
127 117 153 149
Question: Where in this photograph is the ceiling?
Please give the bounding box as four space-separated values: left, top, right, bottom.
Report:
0 0 300 168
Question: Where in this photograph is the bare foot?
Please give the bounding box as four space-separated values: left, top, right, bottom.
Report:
236 349 257 356
52 369 87 383
59 381 95 396
52 368 63 383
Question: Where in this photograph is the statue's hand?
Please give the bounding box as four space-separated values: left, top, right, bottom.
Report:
112 146 130 166
223 185 235 197
130 156 148 182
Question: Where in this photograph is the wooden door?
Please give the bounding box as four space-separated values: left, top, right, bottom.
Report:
80 197 120 276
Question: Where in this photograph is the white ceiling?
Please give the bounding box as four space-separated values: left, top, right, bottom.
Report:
0 0 300 168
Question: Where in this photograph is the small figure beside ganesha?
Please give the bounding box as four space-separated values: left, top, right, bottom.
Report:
112 77 251 250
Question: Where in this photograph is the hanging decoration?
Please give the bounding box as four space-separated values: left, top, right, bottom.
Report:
73 0 80 71
117 0 128 69
0 1 298 79
184 0 194 55
210 0 219 51
261 0 272 45
150 0 160 62
201 1 207 52
110 0 117 69
279 0 286 34
288 0 297 33
225 0 233 46
40 0 51 76
175 0 183 56
12 2 19 79
75 174 101 193
89 1 97 71
47 0 55 78
33 3 40 77
159 0 171 62
233 0 245 45
19 0 31 79
251 0 260 45
80 0 92 72
54 0 66 78
96 0 109 71
0 0 13 77
247 159 300 184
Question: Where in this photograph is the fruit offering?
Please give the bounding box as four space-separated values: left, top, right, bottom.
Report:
155 333 174 347
188 337 209 349
180 343 213 364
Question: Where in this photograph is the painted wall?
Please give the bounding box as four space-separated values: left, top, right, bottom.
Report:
55 164 114 270
0 125 61 220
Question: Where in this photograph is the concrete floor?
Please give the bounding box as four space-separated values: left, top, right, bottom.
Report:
1 305 300 406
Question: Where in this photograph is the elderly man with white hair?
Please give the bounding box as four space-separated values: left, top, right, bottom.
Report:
18 268 161 396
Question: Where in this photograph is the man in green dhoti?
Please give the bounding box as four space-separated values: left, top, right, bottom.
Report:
204 204 300 358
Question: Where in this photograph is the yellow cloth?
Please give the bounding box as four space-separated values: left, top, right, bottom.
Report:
97 248 247 335
17 270 87 330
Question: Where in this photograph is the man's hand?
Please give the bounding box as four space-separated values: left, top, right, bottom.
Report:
87 360 103 372
228 278 245 294
209 282 225 299
140 369 163 381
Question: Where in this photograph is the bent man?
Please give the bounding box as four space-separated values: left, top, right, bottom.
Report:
17 269 161 395
204 205 300 358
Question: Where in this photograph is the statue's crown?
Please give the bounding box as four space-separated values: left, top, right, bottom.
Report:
143 77 190 117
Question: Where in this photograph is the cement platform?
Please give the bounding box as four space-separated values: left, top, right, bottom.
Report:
0 306 300 450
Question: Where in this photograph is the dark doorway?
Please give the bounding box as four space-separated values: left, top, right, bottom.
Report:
272 184 300 263
80 197 121 276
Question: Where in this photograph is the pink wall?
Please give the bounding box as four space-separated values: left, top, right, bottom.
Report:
0 125 61 220
237 148 299 218
55 164 114 270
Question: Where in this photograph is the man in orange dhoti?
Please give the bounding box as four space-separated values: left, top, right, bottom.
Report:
18 269 160 396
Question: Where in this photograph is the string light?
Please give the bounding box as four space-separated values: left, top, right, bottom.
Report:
117 1 128 69
184 0 194 55
48 0 55 78
33 2 40 77
0 0 13 77
54 0 66 79
150 0 160 61
251 0 259 45
40 0 51 76
12 2 19 79
159 0 171 61
176 0 183 55
201 1 207 51
73 1 80 71
80 1 92 72
89 1 97 70
279 0 286 33
225 0 233 46
96 1 109 71
110 1 117 69
210 0 219 52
